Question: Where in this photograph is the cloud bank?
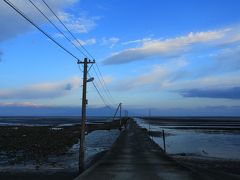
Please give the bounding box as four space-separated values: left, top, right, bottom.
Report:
0 77 80 99
0 0 98 42
101 37 120 48
1 103 240 116
114 59 188 90
103 27 240 65
180 87 240 99
0 103 114 116
72 38 96 46
58 11 99 34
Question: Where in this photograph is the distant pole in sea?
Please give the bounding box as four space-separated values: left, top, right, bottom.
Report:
120 103 123 128
162 130 166 153
120 103 122 118
78 58 95 172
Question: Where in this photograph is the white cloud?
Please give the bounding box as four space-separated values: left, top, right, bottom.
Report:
0 77 81 99
58 11 100 34
114 59 188 90
163 73 240 91
72 38 96 46
0 0 98 42
103 28 238 65
102 75 114 84
101 37 120 48
0 102 41 107
0 0 75 41
214 46 240 70
184 46 240 77
122 38 152 45
112 53 240 93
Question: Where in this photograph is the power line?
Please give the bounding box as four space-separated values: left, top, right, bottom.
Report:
91 81 112 110
5 0 117 110
42 0 114 100
40 0 116 105
3 0 80 61
27 0 88 58
91 66 115 104
89 69 116 108
78 63 83 72
41 0 94 59
88 71 113 107
94 64 115 102
94 78 114 107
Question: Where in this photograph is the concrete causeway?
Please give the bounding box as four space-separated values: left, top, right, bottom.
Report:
75 120 210 180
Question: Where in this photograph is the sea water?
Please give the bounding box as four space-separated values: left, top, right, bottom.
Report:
135 118 240 160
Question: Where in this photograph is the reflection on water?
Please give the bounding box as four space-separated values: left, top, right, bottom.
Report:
85 130 120 161
48 129 120 171
135 118 240 160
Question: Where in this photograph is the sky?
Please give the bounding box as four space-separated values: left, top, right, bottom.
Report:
0 0 240 116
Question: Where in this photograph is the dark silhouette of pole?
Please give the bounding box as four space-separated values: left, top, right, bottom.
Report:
112 103 122 130
120 103 122 118
162 130 166 153
119 103 122 128
78 58 95 172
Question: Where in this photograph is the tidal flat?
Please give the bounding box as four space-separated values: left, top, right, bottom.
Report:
0 117 126 179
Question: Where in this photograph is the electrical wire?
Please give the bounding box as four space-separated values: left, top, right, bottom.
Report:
87 71 113 108
3 0 80 61
41 0 93 59
28 0 88 58
5 0 118 112
93 65 115 103
91 81 112 110
41 0 116 104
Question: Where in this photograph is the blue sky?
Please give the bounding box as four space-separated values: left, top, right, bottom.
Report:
0 0 240 116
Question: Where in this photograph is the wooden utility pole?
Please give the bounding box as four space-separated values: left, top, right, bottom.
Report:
119 103 122 127
78 58 95 172
162 130 166 153
120 103 122 118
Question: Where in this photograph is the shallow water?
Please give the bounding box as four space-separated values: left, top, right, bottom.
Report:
135 118 240 160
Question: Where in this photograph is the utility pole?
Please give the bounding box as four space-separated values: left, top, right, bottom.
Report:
119 103 122 127
78 58 95 172
120 103 122 118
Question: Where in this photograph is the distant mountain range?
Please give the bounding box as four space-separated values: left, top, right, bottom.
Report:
0 104 240 116
0 104 115 116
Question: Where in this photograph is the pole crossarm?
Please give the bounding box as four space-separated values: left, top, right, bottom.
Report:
77 59 95 65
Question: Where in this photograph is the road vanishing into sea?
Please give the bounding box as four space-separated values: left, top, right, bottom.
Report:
75 120 217 180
